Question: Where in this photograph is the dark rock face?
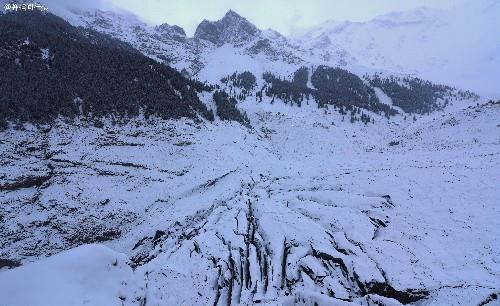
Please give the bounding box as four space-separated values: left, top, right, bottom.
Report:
194 10 259 46
0 175 51 191
362 281 429 304
155 23 187 42
478 292 499 306
0 258 21 269
247 38 272 55
194 20 220 44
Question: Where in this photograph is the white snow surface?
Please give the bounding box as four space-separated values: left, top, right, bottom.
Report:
1 98 499 305
1 2 499 305
0 244 138 306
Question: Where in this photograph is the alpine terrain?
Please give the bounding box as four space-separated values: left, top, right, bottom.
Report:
0 1 498 306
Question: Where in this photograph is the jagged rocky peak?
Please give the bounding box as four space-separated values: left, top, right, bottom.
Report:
155 22 186 41
193 19 219 43
194 9 260 46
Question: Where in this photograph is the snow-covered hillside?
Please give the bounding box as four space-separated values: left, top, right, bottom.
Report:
1 2 499 306
4 0 499 96
46 0 499 96
297 0 500 95
1 97 499 305
49 5 356 81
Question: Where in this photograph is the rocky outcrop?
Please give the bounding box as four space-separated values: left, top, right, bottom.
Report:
194 10 259 46
155 22 187 42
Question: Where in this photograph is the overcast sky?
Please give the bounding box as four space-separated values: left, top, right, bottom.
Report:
59 0 466 36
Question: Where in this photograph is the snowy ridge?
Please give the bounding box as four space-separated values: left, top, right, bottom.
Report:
296 0 500 95
3 0 499 96
45 3 494 110
53 7 355 79
194 10 260 46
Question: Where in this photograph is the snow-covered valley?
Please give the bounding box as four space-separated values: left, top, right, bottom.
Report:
1 1 499 305
1 97 499 305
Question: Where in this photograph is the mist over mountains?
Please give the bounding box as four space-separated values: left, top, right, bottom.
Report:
297 0 500 94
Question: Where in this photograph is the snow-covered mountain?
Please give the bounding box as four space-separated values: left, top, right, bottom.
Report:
34 3 482 121
48 0 500 97
2 0 499 96
297 0 500 95
1 3 499 306
194 10 260 46
51 6 357 82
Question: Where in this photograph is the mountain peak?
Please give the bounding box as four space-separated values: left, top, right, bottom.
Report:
155 23 186 41
224 9 241 19
221 9 248 24
194 10 259 46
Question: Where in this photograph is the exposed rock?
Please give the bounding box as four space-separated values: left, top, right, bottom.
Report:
0 175 51 191
194 10 259 46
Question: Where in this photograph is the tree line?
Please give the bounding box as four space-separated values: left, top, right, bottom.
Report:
366 74 479 114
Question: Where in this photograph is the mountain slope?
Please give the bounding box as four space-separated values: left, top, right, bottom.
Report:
0 10 216 126
49 5 484 118
57 7 356 78
1 97 498 305
297 0 500 94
